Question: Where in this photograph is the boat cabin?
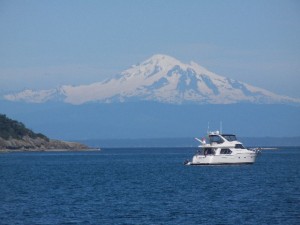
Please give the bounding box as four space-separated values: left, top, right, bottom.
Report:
197 147 233 156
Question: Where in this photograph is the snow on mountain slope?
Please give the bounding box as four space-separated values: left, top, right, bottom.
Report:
4 54 300 105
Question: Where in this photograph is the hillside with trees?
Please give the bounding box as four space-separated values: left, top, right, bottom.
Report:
0 114 48 141
0 114 89 151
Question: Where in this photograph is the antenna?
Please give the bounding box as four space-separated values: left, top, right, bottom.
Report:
220 121 223 134
207 122 210 134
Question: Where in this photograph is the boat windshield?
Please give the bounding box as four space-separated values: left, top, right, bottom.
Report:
222 135 237 142
209 135 224 144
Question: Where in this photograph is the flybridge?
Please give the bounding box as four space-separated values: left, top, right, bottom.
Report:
198 130 238 145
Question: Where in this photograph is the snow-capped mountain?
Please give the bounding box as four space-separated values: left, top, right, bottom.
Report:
4 54 300 105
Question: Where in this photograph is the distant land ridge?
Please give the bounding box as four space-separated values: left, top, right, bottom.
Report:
0 114 89 151
4 54 300 105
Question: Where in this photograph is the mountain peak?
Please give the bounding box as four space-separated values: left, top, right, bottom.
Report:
124 54 187 78
3 54 300 105
142 54 182 66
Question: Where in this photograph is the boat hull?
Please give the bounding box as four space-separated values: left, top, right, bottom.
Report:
186 162 255 166
186 152 257 166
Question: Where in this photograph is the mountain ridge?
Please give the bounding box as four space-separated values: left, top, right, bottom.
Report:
4 54 300 105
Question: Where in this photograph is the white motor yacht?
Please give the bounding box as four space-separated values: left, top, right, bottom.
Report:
185 131 259 165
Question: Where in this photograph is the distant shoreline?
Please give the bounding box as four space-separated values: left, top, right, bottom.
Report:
259 147 278 150
76 137 300 148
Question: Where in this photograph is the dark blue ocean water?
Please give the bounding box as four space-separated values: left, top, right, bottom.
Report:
0 147 299 225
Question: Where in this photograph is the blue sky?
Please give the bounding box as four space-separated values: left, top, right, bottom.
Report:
0 0 300 98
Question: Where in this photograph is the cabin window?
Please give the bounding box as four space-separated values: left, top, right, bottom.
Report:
204 148 215 155
220 149 232 154
235 144 245 149
209 135 224 144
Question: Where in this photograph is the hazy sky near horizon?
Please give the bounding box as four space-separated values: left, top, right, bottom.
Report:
0 0 299 98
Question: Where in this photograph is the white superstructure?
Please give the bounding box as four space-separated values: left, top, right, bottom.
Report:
185 131 259 165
